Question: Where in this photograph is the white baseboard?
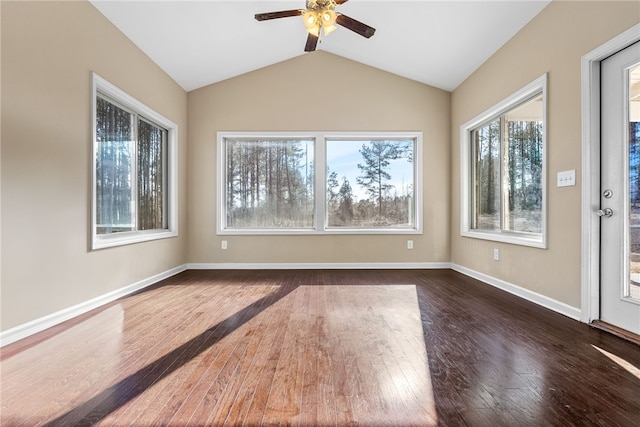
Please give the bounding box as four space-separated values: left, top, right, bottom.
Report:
1 262 583 348
187 262 452 270
451 263 582 321
0 264 187 347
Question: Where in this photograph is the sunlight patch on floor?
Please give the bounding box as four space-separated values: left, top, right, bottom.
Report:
318 284 439 426
0 305 125 424
592 345 640 379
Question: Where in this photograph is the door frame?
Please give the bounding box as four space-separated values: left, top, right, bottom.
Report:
581 24 640 324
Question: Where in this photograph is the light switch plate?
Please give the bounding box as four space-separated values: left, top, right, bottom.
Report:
557 170 576 187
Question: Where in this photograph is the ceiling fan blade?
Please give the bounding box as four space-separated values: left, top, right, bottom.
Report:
336 0 350 4
255 10 302 21
336 14 376 38
305 33 319 52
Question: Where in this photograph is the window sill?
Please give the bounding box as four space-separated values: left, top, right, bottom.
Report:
461 229 546 249
218 228 422 236
92 229 178 250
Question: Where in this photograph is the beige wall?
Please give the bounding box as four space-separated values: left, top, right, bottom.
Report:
187 52 451 265
451 1 640 308
1 1 188 330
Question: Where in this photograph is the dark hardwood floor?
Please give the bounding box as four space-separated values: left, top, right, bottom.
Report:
1 269 638 426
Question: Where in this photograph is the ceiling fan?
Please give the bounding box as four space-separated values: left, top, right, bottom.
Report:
255 0 376 52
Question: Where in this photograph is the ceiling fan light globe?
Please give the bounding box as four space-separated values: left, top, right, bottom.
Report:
323 24 337 36
321 9 337 26
308 25 320 37
302 11 320 36
303 11 318 28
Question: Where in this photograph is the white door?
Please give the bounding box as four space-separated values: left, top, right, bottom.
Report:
600 41 640 335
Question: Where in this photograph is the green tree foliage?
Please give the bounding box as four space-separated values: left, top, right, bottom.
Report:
474 120 500 219
137 120 166 230
96 97 168 234
356 141 410 218
226 139 314 228
337 177 355 224
96 98 134 234
327 170 339 210
631 122 640 205
507 121 543 212
227 138 415 229
473 119 543 232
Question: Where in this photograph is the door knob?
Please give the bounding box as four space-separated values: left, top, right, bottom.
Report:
596 208 613 217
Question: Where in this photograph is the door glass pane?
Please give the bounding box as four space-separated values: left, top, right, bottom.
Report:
628 62 640 300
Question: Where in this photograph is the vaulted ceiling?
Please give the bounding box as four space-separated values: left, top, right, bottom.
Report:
90 0 550 92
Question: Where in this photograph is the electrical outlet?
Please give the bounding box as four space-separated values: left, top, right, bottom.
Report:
493 248 500 261
407 240 413 249
221 240 227 250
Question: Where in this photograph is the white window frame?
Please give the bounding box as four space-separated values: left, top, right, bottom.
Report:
91 73 178 250
460 74 547 248
217 131 423 235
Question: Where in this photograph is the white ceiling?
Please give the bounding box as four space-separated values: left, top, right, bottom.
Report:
90 0 550 92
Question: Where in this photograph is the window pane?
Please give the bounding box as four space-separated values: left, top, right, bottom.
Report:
327 139 414 228
504 95 543 233
138 119 167 231
96 97 135 234
473 120 500 231
225 138 314 228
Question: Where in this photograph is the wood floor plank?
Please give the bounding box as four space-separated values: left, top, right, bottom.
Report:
201 287 283 426
77 308 225 423
2 280 214 425
324 286 357 427
179 296 272 425
1 269 639 426
295 285 320 426
240 285 299 425
215 289 294 426
161 284 292 426
260 284 306 425
315 285 338 427
102 284 258 425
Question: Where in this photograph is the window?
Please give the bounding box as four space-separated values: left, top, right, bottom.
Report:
92 73 178 249
460 74 547 248
218 132 422 234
